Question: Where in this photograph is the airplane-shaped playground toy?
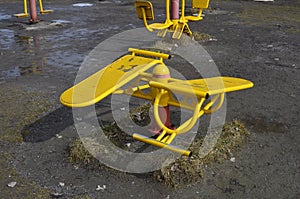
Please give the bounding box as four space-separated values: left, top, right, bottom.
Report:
60 0 254 157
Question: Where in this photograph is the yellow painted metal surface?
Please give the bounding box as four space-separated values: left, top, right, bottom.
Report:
60 49 167 107
193 0 210 9
135 1 154 20
149 76 253 98
60 47 254 156
39 0 53 14
133 133 192 156
14 0 28 18
127 74 253 110
129 48 170 60
135 0 211 38
14 0 53 18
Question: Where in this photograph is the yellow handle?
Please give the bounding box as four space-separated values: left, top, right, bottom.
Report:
203 93 224 114
24 0 28 14
129 48 171 60
153 89 205 135
141 8 154 32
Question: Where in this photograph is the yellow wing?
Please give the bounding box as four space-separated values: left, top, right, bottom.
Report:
60 49 170 107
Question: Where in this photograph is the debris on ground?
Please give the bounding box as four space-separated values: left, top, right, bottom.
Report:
68 116 250 188
153 120 250 188
7 181 17 188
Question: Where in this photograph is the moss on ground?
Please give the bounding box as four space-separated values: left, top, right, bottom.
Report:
0 84 55 143
68 115 250 188
0 84 56 197
237 4 300 28
69 103 152 165
154 120 250 187
192 32 214 42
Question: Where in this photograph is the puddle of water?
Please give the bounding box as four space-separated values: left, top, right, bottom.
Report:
47 28 100 41
1 35 47 80
1 65 44 80
72 3 94 7
2 67 20 79
46 51 85 70
99 1 112 4
0 12 11 20
0 29 15 50
51 19 71 24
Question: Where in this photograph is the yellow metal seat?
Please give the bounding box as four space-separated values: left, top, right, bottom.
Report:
135 1 173 32
135 1 154 20
185 0 210 22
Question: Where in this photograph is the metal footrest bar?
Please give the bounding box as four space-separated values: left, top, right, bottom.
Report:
133 133 192 157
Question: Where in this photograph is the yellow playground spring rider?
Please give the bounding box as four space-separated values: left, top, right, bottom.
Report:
60 0 254 156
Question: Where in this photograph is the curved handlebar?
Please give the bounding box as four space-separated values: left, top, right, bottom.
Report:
153 89 205 135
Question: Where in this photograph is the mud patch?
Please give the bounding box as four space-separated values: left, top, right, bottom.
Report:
244 116 288 134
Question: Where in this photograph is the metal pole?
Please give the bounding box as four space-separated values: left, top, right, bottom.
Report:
171 0 179 20
29 0 38 23
149 64 172 135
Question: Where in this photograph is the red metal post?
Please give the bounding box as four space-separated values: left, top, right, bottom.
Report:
150 106 171 135
149 64 172 135
171 0 179 20
29 0 39 23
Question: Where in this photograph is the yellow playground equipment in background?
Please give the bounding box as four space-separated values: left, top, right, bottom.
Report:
60 48 254 156
14 0 53 22
135 0 210 39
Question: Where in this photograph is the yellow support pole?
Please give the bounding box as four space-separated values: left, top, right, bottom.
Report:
24 0 28 15
180 0 186 22
156 130 167 141
165 133 176 144
38 0 53 14
141 8 154 32
38 0 44 12
165 0 172 24
14 0 29 18
203 93 225 114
